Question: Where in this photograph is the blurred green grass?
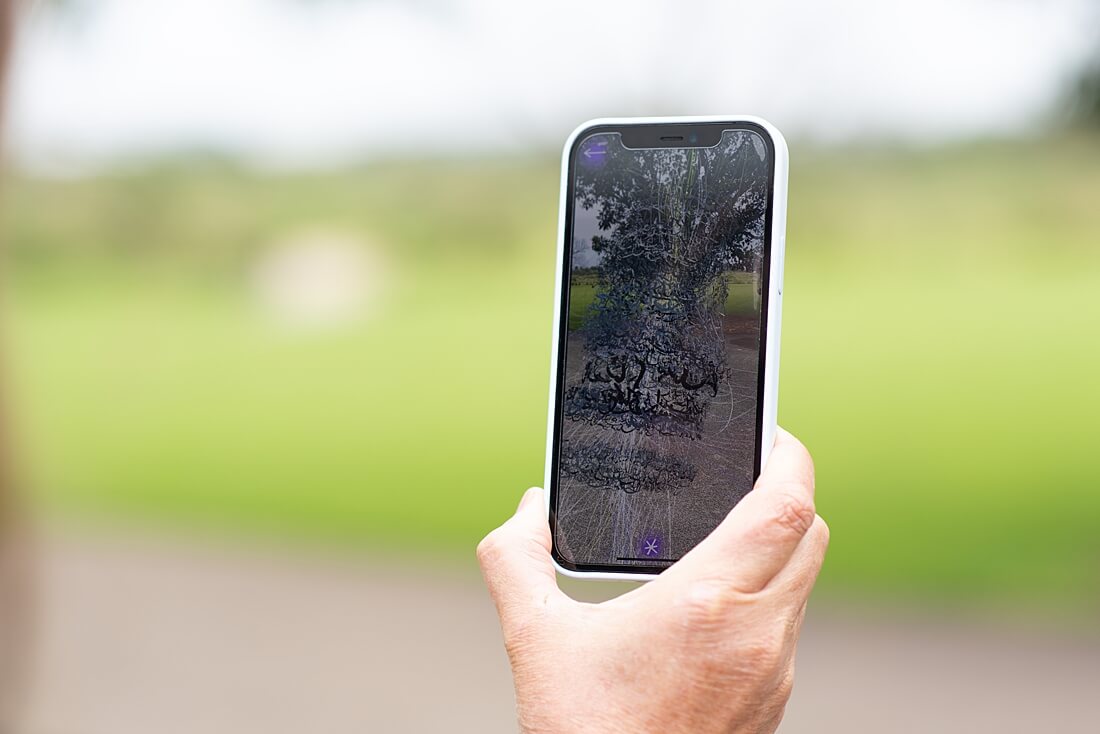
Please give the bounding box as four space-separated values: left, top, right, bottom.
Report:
3 138 1099 610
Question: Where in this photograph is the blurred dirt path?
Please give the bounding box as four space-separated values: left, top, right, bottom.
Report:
15 532 1100 734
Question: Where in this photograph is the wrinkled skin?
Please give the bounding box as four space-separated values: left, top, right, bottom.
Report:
477 429 828 734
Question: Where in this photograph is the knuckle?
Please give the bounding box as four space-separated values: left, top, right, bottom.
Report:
476 529 506 569
776 603 802 641
808 515 831 557
680 580 743 633
815 515 831 546
775 663 796 704
770 484 816 537
740 631 786 673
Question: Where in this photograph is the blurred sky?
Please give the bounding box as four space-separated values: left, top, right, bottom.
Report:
7 0 1099 171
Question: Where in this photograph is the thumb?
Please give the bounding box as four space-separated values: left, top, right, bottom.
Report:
663 427 818 593
477 487 563 629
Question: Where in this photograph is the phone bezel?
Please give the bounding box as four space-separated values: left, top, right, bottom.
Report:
545 116 788 580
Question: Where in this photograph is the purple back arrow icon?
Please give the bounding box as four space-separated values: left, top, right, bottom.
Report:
578 136 609 168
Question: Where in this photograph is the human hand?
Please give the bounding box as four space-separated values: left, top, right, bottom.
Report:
477 428 828 734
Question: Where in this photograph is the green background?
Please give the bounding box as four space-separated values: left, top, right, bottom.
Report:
4 138 1099 612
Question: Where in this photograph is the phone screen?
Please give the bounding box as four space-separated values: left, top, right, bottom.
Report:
550 123 775 573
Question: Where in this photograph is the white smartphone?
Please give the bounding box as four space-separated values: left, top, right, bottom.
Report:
544 116 788 581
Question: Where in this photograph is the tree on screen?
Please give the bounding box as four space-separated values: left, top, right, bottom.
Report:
565 132 769 444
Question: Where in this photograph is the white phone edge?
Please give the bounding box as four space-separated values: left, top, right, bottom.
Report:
543 115 789 582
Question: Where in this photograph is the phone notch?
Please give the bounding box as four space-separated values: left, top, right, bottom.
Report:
620 124 723 149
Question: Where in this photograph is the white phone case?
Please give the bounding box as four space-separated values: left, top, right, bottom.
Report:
544 116 788 581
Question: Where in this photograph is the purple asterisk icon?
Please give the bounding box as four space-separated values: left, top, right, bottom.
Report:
640 532 662 558
578 136 609 168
